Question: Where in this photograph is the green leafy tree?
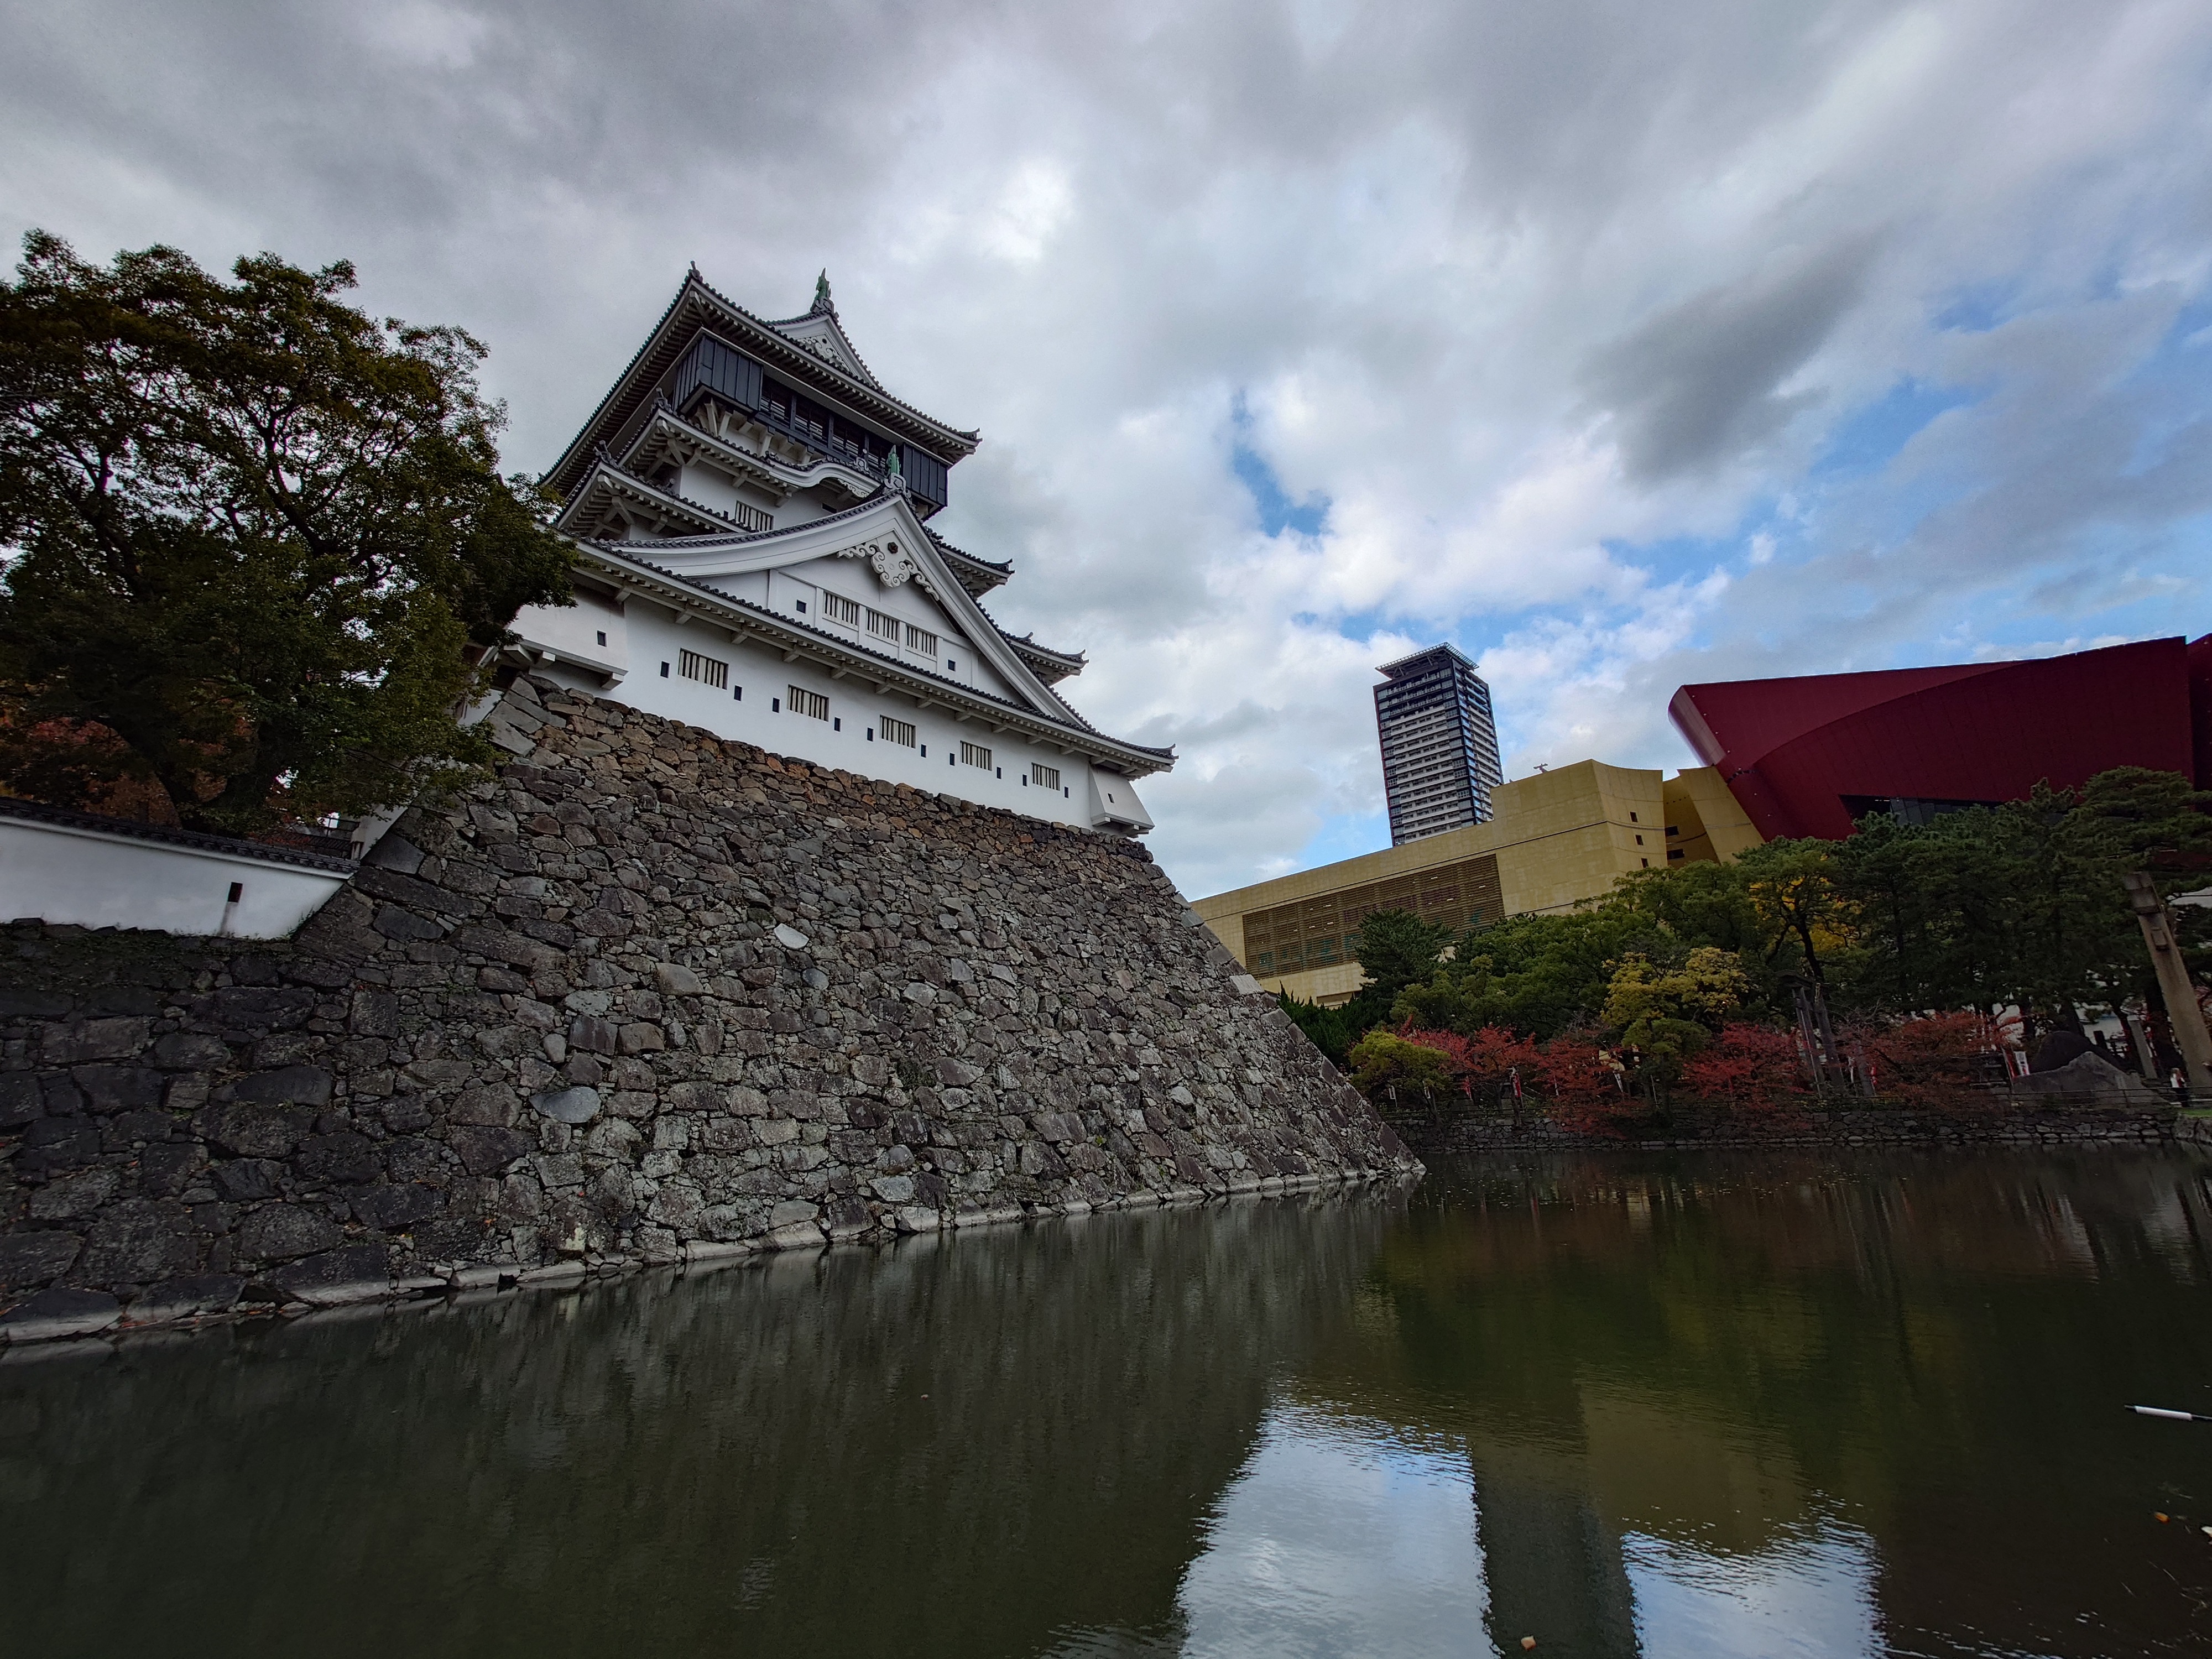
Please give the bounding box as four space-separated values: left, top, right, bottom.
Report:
1830 809 2012 1015
1350 908 1451 1007
1990 781 2130 1034
1345 1029 1460 1114
2075 766 2212 883
0 232 573 836
1735 838 1851 990
1601 945 1751 1095
1399 907 1676 1040
1609 859 1782 1013
1278 992 1363 1067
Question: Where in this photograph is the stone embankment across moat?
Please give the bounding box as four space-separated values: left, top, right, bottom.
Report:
0 677 1420 1344
1389 1104 2211 1157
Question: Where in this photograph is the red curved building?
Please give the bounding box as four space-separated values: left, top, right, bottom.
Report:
1669 635 2211 841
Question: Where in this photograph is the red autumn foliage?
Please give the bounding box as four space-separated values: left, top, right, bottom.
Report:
1392 1024 1636 1128
1378 1009 2011 1132
1393 1025 1546 1102
1533 1037 1642 1135
1679 1023 1811 1112
1859 1010 2006 1110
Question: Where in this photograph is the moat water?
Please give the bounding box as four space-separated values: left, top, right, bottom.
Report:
7 1150 2212 1657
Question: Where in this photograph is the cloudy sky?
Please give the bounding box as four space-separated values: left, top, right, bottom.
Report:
6 1 2209 896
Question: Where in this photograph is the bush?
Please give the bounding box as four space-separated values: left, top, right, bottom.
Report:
1679 1022 1811 1112
1345 1030 1460 1114
1860 1011 2004 1110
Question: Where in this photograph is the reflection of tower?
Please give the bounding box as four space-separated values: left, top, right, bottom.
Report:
1471 1454 1642 1658
1374 644 1505 846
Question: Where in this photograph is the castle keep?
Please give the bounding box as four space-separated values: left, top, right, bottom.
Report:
509 269 1167 835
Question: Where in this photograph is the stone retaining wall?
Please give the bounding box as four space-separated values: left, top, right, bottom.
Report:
0 677 1418 1343
1394 1104 2200 1157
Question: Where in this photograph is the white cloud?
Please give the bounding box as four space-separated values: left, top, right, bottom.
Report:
3 0 2209 896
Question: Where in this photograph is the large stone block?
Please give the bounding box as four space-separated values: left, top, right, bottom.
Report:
80 1198 197 1283
0 1230 82 1289
231 1066 336 1109
446 1125 535 1176
195 1102 315 1160
236 1204 342 1264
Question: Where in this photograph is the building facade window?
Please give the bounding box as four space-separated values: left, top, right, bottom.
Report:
867 609 900 642
679 649 729 690
822 592 862 627
788 686 830 721
880 715 916 747
960 740 992 770
906 623 939 656
1031 763 1061 791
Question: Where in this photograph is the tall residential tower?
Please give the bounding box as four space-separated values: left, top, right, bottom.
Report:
1374 644 1504 844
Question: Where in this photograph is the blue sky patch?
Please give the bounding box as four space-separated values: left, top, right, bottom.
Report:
1230 396 1330 537
1812 378 1976 477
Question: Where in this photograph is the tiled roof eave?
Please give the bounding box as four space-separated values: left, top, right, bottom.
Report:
548 275 980 501
0 796 360 874
702 274 979 446
622 406 886 505
556 464 758 540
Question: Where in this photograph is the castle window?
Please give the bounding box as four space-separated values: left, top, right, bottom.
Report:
961 741 992 770
867 609 900 642
823 593 862 627
1031 763 1061 791
788 686 830 721
906 623 938 656
880 715 916 747
679 649 729 690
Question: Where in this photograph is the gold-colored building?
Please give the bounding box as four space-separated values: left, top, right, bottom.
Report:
1193 761 1761 1006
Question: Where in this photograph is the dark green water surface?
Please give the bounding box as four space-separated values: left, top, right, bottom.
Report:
8 1149 2212 1657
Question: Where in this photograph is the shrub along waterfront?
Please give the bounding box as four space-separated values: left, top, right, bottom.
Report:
1282 766 2212 1134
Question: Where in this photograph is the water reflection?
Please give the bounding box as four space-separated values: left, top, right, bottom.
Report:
1181 1405 1485 1657
1 1194 1390 1659
7 1151 2212 1657
1623 1521 1877 1659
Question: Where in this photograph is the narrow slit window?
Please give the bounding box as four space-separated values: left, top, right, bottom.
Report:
960 740 992 770
867 609 900 642
823 593 862 627
788 686 830 721
678 649 729 690
905 623 938 657
880 715 916 747
1031 763 1061 791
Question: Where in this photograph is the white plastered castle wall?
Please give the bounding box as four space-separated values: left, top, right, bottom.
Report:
0 813 350 940
516 594 1148 832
